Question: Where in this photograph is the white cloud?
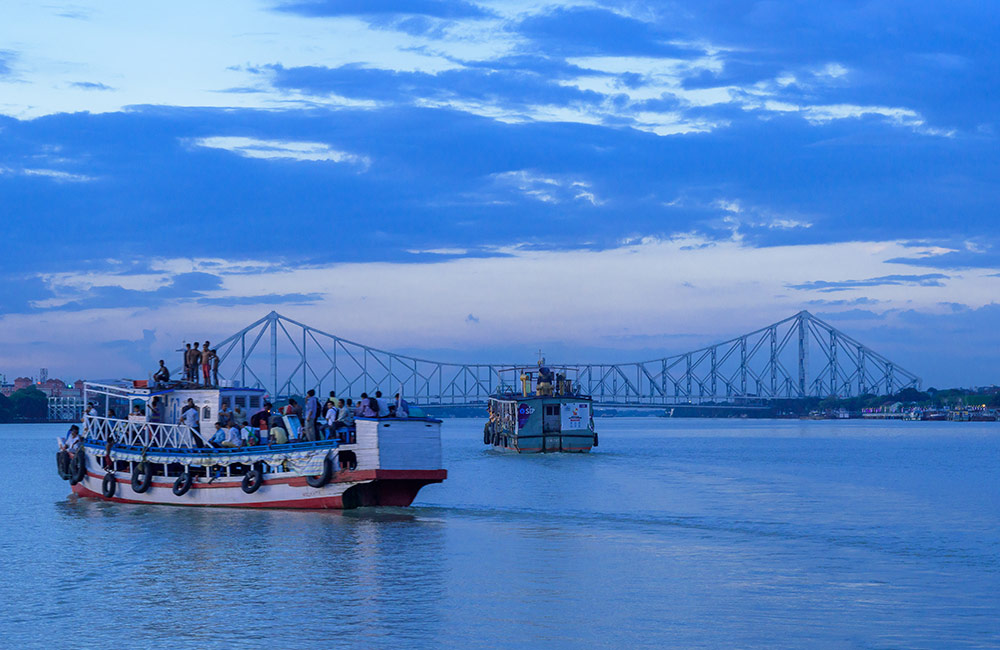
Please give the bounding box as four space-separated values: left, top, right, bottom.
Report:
190 136 371 168
22 167 96 182
492 169 604 205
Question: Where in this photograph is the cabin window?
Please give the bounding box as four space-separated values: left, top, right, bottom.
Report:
544 405 561 416
249 396 261 408
235 396 247 408
221 396 231 409
202 406 212 420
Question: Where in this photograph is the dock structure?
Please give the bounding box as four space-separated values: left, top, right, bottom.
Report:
204 311 919 408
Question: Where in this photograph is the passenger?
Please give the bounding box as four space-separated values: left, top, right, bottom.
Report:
219 401 234 428
209 422 227 447
374 390 390 418
250 401 272 429
394 392 409 418
303 389 319 442
269 414 288 444
58 425 82 454
323 399 339 438
210 348 220 386
355 395 366 418
358 393 377 418
328 390 337 408
189 342 201 382
147 396 162 423
223 423 241 448
201 341 212 386
232 403 246 426
240 421 258 446
336 398 353 426
131 405 143 417
182 399 200 442
182 343 191 381
153 359 170 385
285 398 302 424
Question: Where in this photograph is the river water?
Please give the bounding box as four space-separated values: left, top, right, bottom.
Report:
1 418 998 648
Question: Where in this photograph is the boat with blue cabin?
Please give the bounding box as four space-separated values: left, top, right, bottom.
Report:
484 360 597 453
60 381 446 509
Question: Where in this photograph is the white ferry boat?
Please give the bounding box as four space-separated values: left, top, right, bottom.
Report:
60 382 446 509
484 361 597 453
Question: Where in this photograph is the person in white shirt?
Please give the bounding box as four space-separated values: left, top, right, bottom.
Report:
58 425 82 453
223 425 241 448
374 390 390 418
324 401 339 438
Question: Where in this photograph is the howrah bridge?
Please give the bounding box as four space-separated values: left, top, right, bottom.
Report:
207 311 920 407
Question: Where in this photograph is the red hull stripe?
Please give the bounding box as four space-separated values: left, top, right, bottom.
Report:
85 468 446 490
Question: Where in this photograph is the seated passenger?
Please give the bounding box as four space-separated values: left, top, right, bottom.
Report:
222 424 241 448
58 425 82 454
374 390 389 418
394 393 409 418
359 393 377 418
337 399 354 428
153 359 170 385
209 422 227 447
240 421 258 446
270 425 288 444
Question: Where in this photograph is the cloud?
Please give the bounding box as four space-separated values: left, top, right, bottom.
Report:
21 168 96 182
39 272 224 311
198 292 323 306
190 136 371 167
70 81 114 91
517 7 697 58
273 0 490 19
0 50 14 76
466 313 479 324
490 170 603 205
789 274 949 292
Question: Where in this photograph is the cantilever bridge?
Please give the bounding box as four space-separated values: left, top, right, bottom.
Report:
208 311 920 408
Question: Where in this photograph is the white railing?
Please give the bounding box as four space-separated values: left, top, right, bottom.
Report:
84 415 198 449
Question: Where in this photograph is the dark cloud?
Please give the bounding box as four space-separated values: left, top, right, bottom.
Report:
70 81 114 91
886 248 1000 270
273 0 490 19
516 7 695 58
789 274 949 292
51 272 223 311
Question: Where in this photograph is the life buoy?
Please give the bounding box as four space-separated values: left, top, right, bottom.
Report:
57 451 71 480
483 424 490 445
242 468 263 493
69 452 86 485
102 472 117 498
173 472 193 496
306 457 333 488
131 462 153 493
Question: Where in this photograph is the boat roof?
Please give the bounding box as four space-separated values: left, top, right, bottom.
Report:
84 381 266 399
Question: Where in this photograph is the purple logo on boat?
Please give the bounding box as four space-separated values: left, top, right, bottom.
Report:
517 404 534 428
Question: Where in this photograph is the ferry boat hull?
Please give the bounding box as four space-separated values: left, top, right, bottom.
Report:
71 463 446 509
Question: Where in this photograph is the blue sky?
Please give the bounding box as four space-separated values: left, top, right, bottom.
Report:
1 0 999 388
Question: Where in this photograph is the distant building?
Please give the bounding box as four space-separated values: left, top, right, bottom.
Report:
13 377 32 391
39 368 48 383
0 383 13 397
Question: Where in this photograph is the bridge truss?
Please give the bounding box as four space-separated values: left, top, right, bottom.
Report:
211 311 919 407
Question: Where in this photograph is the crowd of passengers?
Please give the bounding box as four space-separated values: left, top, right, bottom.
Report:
72 389 411 450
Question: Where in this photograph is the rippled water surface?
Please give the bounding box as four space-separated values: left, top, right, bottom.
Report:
2 418 999 648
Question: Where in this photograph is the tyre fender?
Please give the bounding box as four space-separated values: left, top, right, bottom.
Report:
172 472 193 496
69 452 86 485
242 467 263 494
131 461 153 493
306 456 333 488
102 472 117 498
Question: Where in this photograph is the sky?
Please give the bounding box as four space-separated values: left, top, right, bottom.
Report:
1 0 999 389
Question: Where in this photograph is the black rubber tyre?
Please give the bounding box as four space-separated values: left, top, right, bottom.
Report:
483 424 491 445
69 452 86 485
306 457 332 488
57 451 72 480
131 462 153 493
172 472 193 496
593 432 598 447
102 472 117 498
241 468 263 494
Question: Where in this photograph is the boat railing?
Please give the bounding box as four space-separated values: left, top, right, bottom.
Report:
84 415 197 449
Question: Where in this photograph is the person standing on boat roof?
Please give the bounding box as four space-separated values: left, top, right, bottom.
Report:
189 342 201 383
153 359 170 386
304 389 319 441
182 343 191 381
201 341 212 386
210 348 220 386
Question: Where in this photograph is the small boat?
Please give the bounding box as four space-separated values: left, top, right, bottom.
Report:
483 360 597 453
61 381 446 508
